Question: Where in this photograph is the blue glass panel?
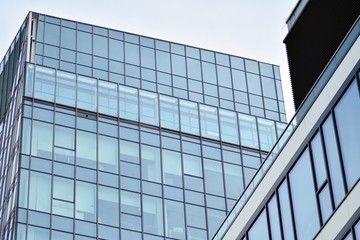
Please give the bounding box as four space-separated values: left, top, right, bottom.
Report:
238 113 259 149
165 200 185 239
98 81 118 116
31 120 53 159
98 186 119 226
257 118 276 151
61 27 76 50
187 58 201 80
334 80 360 189
289 148 319 240
109 38 124 62
200 105 219 140
224 163 243 199
160 95 179 130
261 76 276 99
34 66 55 102
162 149 182 187
319 183 332 223
186 204 206 229
93 34 108 58
76 130 97 169
219 109 239 144
77 31 92 54
98 135 118 173
202 62 217 84
156 50 171 73
140 90 159 125
278 180 295 240
77 76 97 111
248 209 270 240
29 171 51 213
75 181 96 222
217 65 232 88
56 70 76 107
310 131 327 188
119 86 138 121
267 194 282 240
204 159 224 196
143 195 164 235
172 54 186 77
44 23 60 46
125 42 139 65
141 145 161 183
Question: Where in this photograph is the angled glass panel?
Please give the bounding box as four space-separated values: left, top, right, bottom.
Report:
75 181 96 222
99 135 118 173
310 131 327 188
98 81 118 116
238 113 259 149
267 194 282 240
162 149 182 187
119 86 138 121
200 105 219 140
143 195 164 236
140 90 159 125
179 100 199 135
56 70 76 107
333 80 360 189
77 75 97 111
278 180 295 240
25 63 35 97
219 109 239 144
141 145 161 183
289 148 319 240
257 118 276 151
34 65 55 102
160 95 179 131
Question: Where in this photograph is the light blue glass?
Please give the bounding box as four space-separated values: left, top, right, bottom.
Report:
156 50 171 73
289 148 319 240
238 113 259 149
207 208 225 238
334 80 360 189
98 186 119 226
160 95 179 131
183 154 202 177
56 70 76 107
61 27 76 50
141 145 161 183
109 38 124 62
98 135 118 173
143 195 164 235
31 120 53 159
121 190 141 216
257 117 276 151
202 62 217 84
77 31 92 54
140 90 159 125
121 213 141 231
119 86 138 121
25 64 35 97
125 42 140 65
98 81 118 116
76 130 97 169
52 230 73 240
77 75 97 111
120 139 139 164
245 59 259 74
319 184 332 223
217 65 232 88
259 62 274 78
187 58 201 80
219 109 239 144
19 169 29 208
204 159 224 196
44 23 60 46
278 180 295 240
54 125 75 150
21 118 31 155
172 54 186 77
141 46 155 69
186 204 206 229
75 181 96 222
247 73 262 95
29 171 51 213
261 76 276 99
53 176 74 217
165 200 185 239
93 34 108 58
162 149 182 187
224 163 243 199
248 209 270 240
34 65 56 102
200 105 219 140
27 225 50 240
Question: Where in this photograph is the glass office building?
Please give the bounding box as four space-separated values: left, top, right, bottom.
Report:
215 0 360 239
0 12 287 240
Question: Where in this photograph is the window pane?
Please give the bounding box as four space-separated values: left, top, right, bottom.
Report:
99 135 118 173
322 115 345 206
55 125 74 150
261 76 276 99
183 154 202 177
125 43 139 65
310 131 327 188
121 190 141 216
56 70 76 106
224 163 243 199
25 63 35 97
141 145 161 183
217 65 231 88
77 31 92 54
334 80 360 189
232 69 247 91
248 209 269 240
267 194 282 240
165 200 185 239
98 186 119 226
289 148 319 240
120 140 139 164
202 62 217 84
143 195 163 235
238 113 259 149
200 105 219 140
77 76 97 111
34 66 55 102
76 181 96 221
76 130 97 169
98 81 118 116
258 118 276 151
119 86 138 121
247 73 262 95
160 95 179 130
61 27 76 50
94 35 108 58
319 184 332 224
29 171 51 212
278 180 295 240
109 38 124 62
180 100 199 135
172 54 186 77
204 159 224 196
162 150 182 187
219 109 239 144
31 120 53 159
156 50 171 73
140 91 159 125
44 23 60 45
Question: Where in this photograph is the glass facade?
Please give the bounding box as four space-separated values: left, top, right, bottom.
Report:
0 12 288 240
240 73 360 240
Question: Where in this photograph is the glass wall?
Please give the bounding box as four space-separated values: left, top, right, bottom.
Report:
241 77 360 240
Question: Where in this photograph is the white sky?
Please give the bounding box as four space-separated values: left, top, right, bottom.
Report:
0 0 297 119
